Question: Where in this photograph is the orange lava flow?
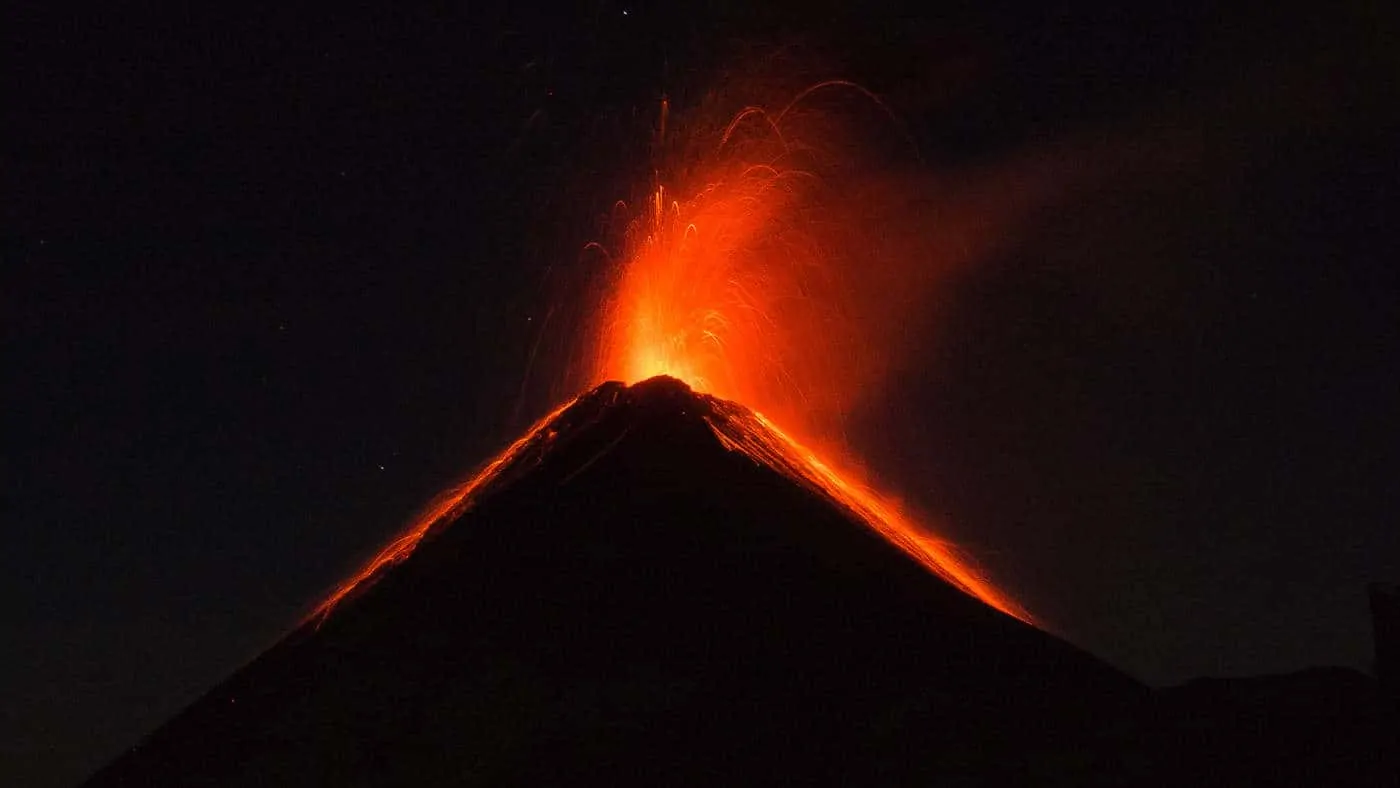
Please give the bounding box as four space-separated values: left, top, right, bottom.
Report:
595 87 1031 624
598 176 805 411
706 400 1029 622
308 397 577 624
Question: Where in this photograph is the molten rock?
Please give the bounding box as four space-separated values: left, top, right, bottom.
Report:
97 378 1386 785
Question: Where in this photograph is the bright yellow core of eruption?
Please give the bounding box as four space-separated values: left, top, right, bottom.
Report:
606 184 758 401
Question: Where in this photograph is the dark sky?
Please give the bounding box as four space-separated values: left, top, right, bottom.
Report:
7 2 1398 786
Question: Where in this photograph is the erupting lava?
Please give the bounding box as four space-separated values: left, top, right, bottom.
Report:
312 82 1028 626
594 85 870 427
594 84 1029 621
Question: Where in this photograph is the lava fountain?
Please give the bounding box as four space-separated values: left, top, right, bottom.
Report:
311 81 1029 626
593 85 877 432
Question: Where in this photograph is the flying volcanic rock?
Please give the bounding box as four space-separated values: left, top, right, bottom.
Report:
85 377 1153 785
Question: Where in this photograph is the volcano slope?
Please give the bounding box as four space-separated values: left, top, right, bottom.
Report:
86 377 1150 785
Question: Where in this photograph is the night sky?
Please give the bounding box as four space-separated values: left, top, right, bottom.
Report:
8 2 1399 786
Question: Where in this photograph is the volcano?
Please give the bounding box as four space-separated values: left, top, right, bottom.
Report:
87 377 1150 785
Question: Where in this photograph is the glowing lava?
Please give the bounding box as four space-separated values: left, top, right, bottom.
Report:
595 86 1030 623
705 399 1028 622
313 82 1028 627
595 102 844 427
310 397 576 624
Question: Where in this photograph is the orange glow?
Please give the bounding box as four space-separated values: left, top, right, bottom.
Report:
594 85 1031 623
309 397 577 624
706 399 1029 622
311 82 1029 628
596 160 833 425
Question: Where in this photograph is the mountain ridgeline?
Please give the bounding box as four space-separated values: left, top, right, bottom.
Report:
85 378 1395 785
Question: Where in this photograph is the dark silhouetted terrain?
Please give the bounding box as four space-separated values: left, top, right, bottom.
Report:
84 379 1396 785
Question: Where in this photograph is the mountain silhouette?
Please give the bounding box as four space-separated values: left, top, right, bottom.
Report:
83 377 1393 785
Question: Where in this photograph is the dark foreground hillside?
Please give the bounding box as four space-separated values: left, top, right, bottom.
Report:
85 378 1394 785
